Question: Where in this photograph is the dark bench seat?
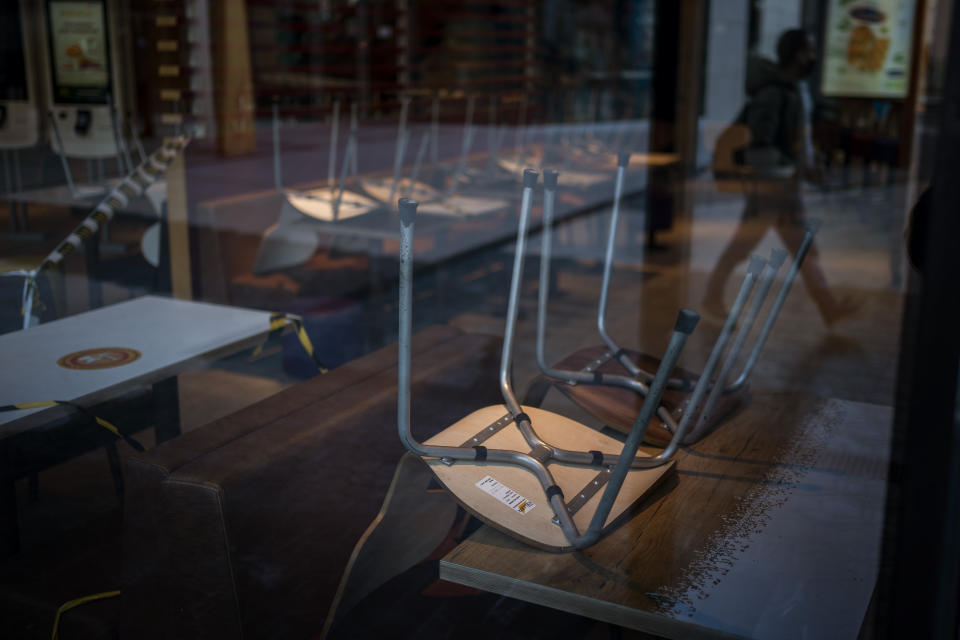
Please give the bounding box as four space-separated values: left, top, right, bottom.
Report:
119 325 501 639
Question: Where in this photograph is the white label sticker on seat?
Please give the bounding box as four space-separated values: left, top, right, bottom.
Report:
475 475 535 515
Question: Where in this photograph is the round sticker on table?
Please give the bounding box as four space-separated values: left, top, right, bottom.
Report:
57 347 142 370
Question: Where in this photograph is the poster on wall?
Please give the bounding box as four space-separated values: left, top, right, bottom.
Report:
821 0 916 98
47 0 110 102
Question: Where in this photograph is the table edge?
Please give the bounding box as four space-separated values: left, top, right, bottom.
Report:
439 558 751 640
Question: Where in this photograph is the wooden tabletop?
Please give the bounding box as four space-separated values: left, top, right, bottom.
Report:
6 182 156 218
194 150 653 265
441 393 891 640
0 296 273 436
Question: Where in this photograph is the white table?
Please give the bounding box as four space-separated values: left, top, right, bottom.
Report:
0 295 273 435
0 295 274 554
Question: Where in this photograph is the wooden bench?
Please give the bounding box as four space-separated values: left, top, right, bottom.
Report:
119 324 501 639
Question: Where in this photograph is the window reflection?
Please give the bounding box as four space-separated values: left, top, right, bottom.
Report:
0 1 955 638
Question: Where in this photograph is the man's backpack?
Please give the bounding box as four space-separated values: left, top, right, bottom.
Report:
711 106 752 192
711 94 797 192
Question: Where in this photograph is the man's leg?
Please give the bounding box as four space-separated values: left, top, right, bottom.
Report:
702 203 770 313
775 214 859 325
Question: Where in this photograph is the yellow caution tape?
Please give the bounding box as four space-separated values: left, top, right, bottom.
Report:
37 135 191 274
252 313 329 374
51 590 121 640
0 401 144 452
10 400 58 410
7 136 191 325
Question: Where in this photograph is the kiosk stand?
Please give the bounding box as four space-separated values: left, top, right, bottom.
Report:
41 0 130 197
1 0 42 231
0 0 41 149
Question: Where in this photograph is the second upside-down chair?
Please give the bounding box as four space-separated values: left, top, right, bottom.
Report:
531 153 818 446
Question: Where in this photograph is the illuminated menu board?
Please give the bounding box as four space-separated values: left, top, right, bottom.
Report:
821 0 916 98
0 0 30 101
46 0 111 104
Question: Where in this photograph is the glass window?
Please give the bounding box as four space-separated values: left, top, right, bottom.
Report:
1 1 957 637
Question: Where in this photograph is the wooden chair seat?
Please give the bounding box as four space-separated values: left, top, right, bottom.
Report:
423 405 675 551
549 346 747 447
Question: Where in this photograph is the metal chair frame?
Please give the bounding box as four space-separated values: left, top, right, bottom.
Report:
393 169 771 549
535 154 820 442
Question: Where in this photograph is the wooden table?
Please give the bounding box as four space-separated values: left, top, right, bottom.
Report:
192 147 655 269
0 295 274 553
441 393 891 640
4 178 157 220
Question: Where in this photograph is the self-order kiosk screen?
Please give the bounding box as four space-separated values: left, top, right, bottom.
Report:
47 0 111 104
0 1 30 101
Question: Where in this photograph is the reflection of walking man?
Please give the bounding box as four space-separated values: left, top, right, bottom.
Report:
703 29 858 326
